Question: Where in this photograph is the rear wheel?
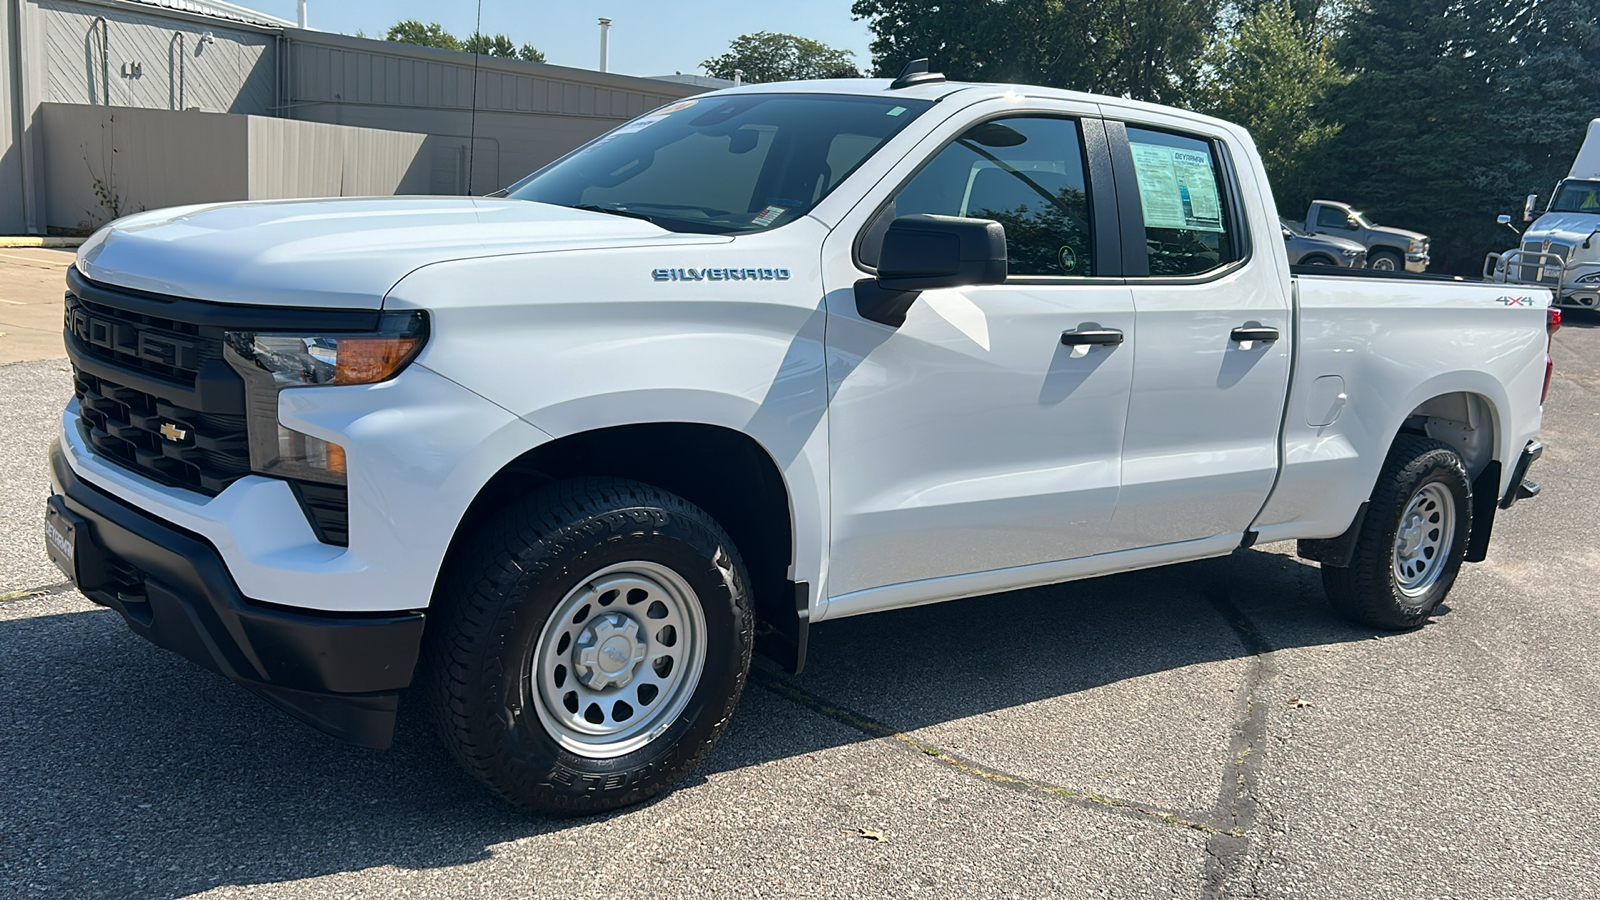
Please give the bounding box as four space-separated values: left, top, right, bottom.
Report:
1321 437 1472 629
1369 249 1403 271
423 477 753 814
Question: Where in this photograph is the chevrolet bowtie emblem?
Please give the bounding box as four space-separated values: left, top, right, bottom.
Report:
159 423 189 442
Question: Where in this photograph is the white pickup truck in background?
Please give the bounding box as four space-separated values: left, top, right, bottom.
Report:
45 63 1555 814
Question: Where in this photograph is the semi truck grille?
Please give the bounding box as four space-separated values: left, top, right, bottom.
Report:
1519 240 1572 284
63 271 352 545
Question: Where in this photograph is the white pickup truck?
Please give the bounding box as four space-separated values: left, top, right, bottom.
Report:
46 64 1555 814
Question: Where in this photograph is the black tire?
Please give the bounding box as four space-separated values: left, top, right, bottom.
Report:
1369 249 1403 272
422 477 754 814
1321 436 1472 629
1302 254 1336 266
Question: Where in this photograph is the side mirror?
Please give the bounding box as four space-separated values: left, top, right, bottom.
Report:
1524 193 1539 222
1497 214 1512 225
856 214 1007 327
1345 217 1360 230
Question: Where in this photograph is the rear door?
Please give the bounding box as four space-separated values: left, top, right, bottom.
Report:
1098 115 1293 547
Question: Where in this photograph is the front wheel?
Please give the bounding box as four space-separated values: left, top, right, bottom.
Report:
1369 249 1403 271
422 477 753 814
1321 437 1472 629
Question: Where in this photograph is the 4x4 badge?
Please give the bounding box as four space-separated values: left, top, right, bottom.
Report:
159 423 189 442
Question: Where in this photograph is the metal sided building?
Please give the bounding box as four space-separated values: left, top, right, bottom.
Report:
1 0 703 234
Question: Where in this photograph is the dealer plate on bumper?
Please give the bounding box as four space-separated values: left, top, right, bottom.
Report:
44 495 83 584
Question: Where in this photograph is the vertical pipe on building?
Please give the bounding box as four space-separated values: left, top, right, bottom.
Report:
90 16 109 105
296 0 306 29
10 0 42 233
597 17 610 73
169 32 184 110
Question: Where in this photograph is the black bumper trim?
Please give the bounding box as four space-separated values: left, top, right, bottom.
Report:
48 440 424 748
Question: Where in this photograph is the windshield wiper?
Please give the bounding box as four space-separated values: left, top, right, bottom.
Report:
571 204 661 225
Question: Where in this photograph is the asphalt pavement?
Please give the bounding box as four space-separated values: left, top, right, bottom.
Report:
2 306 1598 898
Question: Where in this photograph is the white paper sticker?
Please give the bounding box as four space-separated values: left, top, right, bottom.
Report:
611 113 670 135
752 205 786 227
1129 142 1225 232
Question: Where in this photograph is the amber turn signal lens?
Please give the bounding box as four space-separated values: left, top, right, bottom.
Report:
334 336 423 384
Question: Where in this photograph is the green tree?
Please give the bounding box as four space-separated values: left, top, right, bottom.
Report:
384 22 544 63
385 20 460 51
1491 0 1600 205
702 32 858 83
849 0 1221 104
1193 2 1349 211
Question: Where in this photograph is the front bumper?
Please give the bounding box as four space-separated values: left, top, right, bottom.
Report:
48 440 424 748
1405 252 1430 273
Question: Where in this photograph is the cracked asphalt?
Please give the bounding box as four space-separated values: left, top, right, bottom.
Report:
3 302 1599 897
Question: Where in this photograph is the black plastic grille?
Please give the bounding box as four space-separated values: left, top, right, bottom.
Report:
66 293 221 384
73 368 251 495
1519 240 1572 285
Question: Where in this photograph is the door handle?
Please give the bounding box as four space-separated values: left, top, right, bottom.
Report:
1060 328 1125 346
1230 326 1280 346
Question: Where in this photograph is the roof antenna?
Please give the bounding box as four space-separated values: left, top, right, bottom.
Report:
466 0 482 195
889 58 945 90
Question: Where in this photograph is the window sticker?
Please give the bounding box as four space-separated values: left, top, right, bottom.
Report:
887 106 907 116
1129 142 1224 232
752 205 786 227
612 114 671 135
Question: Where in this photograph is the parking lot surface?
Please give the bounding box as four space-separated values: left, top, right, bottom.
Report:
3 279 1598 897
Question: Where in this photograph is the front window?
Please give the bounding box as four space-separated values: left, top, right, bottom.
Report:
1550 180 1600 213
506 94 933 234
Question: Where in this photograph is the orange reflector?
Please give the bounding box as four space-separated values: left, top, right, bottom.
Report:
334 336 421 384
325 440 347 476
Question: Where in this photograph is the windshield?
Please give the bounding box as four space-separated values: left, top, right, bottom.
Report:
1280 218 1311 237
1349 209 1377 228
506 94 934 234
1550 179 1600 214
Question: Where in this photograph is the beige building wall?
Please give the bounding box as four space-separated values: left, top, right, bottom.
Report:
40 103 436 231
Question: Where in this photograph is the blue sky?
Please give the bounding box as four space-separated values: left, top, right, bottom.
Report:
248 1 876 78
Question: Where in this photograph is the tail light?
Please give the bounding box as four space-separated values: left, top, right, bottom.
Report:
1543 307 1561 403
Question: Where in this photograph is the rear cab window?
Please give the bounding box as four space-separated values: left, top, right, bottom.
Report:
1125 126 1244 278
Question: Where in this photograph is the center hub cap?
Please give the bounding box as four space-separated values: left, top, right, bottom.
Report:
575 614 647 690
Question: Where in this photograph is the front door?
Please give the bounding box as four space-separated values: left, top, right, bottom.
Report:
821 110 1137 600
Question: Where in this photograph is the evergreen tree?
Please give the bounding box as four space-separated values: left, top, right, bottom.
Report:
1315 0 1521 273
1492 0 1600 206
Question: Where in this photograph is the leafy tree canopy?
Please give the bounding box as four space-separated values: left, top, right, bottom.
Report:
1192 1 1349 211
850 0 1220 104
703 32 859 83
386 21 545 62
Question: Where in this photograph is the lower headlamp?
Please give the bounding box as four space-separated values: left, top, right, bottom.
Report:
224 311 428 484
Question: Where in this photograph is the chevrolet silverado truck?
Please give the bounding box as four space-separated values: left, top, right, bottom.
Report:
45 62 1554 814
1298 199 1430 272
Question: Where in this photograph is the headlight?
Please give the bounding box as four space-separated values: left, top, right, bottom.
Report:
1342 247 1361 257
1408 240 1421 253
1578 272 1600 284
224 311 429 484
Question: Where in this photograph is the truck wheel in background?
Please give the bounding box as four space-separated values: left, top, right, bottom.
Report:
1302 254 1336 266
1369 249 1402 271
421 477 754 814
1321 436 1472 629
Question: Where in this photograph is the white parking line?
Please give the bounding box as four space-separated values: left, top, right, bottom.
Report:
0 298 25 305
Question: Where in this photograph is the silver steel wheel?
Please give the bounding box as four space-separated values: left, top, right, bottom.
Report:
1371 255 1397 271
1392 482 1455 597
530 561 707 758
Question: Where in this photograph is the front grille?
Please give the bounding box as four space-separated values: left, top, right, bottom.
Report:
65 272 351 546
1519 240 1571 284
74 368 251 494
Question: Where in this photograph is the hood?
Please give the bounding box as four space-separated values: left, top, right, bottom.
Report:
76 197 728 309
1524 212 1600 249
1370 224 1428 245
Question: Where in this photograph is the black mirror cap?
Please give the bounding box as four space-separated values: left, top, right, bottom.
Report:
876 214 1007 292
